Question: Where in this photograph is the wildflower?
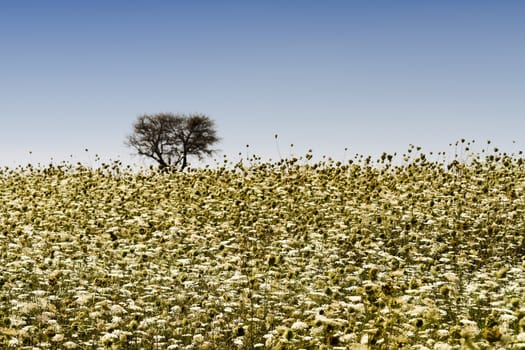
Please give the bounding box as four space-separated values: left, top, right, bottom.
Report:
193 334 204 343
460 321 480 339
100 331 119 345
443 272 459 284
348 345 368 350
7 338 19 348
18 301 39 315
51 333 64 342
460 338 480 350
517 332 525 343
291 321 309 331
63 341 78 349
110 304 127 316
433 342 452 350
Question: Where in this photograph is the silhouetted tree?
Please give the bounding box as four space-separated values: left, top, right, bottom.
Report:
126 113 219 170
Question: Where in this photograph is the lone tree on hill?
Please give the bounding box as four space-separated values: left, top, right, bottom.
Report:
126 113 219 170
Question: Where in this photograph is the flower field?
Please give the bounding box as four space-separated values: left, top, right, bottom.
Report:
1 148 525 349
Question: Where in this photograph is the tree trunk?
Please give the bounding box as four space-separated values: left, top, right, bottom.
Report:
157 157 169 170
181 153 187 170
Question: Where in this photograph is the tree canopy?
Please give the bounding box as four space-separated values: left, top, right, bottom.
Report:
126 113 219 170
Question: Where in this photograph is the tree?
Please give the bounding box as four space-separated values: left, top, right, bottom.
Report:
126 113 219 170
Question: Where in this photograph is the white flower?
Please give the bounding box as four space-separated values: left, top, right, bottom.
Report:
100 332 119 344
517 332 525 342
436 329 449 338
75 292 94 306
460 323 480 339
7 338 19 348
433 342 452 350
32 290 48 297
8 315 26 327
110 304 127 315
290 321 308 331
63 341 78 349
51 333 64 342
18 302 39 315
193 334 204 343
348 345 368 350
339 333 357 344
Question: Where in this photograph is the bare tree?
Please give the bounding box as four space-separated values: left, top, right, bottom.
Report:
126 113 219 170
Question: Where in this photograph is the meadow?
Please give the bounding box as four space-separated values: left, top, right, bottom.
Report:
1 144 524 349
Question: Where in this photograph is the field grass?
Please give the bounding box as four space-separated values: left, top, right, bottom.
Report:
1 148 524 349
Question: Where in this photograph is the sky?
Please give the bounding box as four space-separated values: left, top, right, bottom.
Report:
1 0 524 168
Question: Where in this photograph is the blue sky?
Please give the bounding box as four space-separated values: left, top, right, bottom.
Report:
1 1 524 167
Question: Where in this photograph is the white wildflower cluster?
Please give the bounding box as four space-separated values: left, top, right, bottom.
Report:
0 145 524 349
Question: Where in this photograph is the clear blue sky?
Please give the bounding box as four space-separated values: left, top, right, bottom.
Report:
1 0 524 167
